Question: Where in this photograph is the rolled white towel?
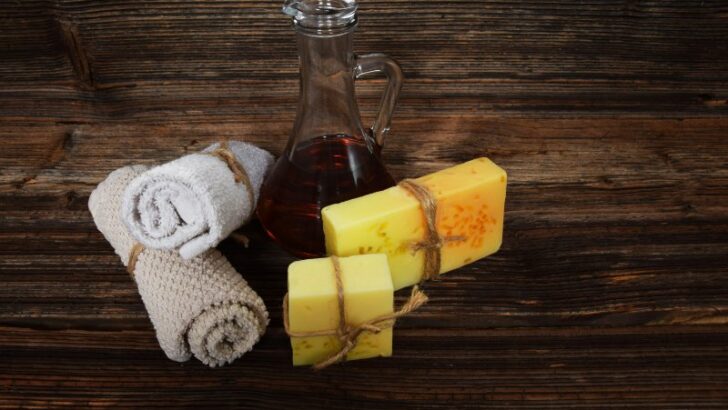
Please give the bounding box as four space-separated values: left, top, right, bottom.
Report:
90 165 269 367
122 141 274 260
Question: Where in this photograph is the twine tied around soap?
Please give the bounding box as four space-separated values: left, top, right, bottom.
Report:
398 179 466 282
126 242 145 276
283 255 429 370
206 141 255 212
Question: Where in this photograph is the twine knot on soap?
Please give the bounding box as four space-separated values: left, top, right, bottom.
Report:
398 179 466 282
283 255 428 370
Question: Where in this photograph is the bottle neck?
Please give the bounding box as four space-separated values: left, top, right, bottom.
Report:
297 30 354 79
289 29 367 152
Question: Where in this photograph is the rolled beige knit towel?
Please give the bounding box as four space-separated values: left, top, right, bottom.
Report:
89 165 268 367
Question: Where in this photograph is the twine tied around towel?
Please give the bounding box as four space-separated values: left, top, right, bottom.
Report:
283 255 428 370
398 179 466 282
207 141 255 210
127 242 145 276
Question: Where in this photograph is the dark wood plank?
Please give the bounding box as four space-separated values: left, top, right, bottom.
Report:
2 326 728 408
2 0 728 124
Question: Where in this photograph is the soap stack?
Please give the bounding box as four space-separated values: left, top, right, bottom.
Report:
285 157 507 368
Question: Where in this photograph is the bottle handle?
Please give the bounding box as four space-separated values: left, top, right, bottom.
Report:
354 53 403 147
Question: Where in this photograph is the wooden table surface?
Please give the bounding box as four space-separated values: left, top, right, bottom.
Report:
2 1 728 408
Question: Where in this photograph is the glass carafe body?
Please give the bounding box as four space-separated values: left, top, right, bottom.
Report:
257 0 403 257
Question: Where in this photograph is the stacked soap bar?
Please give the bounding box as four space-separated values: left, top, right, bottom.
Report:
322 157 507 290
287 254 394 366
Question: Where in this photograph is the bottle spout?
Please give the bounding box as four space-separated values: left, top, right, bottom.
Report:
282 0 358 34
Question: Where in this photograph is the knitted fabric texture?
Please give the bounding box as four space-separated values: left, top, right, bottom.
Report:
89 166 269 367
121 141 274 259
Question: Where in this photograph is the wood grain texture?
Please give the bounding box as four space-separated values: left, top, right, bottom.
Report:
2 0 728 124
1 0 728 408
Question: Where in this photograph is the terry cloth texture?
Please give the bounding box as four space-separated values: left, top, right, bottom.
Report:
122 141 273 259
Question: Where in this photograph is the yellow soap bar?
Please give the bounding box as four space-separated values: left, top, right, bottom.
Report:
322 157 507 290
287 254 394 366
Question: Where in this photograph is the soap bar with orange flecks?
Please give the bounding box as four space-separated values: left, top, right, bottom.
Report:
287 254 394 366
322 158 507 290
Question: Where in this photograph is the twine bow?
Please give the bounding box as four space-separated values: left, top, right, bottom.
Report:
283 255 428 370
398 179 466 282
